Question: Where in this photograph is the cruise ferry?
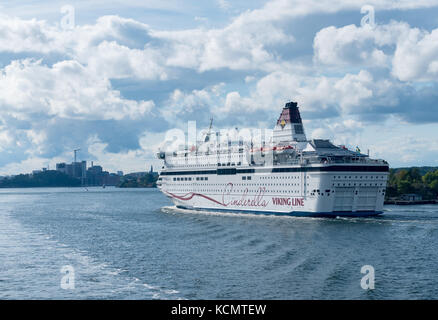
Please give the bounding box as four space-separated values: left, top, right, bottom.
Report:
156 102 389 217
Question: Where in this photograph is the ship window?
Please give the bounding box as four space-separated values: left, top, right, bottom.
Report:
247 176 251 180
242 176 246 180
205 177 208 181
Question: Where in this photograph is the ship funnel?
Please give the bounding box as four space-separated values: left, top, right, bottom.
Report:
273 101 307 144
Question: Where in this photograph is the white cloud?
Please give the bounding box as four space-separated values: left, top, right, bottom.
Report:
155 19 293 72
0 59 154 121
162 83 225 121
222 91 254 114
371 133 438 165
313 20 438 82
0 14 64 53
309 118 365 147
334 71 374 110
86 134 159 173
313 22 412 68
392 27 438 81
218 69 400 117
0 154 68 175
217 0 231 11
232 0 438 24
0 129 13 151
25 129 47 155
85 41 167 80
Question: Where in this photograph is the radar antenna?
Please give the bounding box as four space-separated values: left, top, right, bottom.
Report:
205 117 213 142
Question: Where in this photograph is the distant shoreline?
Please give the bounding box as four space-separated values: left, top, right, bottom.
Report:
0 170 158 188
384 199 437 205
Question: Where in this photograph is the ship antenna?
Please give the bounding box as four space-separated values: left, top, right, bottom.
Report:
205 117 213 142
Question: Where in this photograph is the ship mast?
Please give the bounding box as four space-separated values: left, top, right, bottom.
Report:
205 117 213 142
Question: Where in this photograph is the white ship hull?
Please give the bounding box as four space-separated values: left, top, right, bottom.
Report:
158 164 388 217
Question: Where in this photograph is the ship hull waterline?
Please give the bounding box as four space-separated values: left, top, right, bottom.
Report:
163 190 384 218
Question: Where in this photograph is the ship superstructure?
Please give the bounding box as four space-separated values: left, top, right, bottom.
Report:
156 102 389 217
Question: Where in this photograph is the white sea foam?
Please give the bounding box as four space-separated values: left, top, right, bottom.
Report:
161 205 331 222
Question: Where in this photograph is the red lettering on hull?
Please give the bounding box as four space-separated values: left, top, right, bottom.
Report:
222 183 269 208
272 197 304 206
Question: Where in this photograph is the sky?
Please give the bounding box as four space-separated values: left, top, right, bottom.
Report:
0 0 438 175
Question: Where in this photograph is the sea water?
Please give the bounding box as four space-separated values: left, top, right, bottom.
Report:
1 187 437 299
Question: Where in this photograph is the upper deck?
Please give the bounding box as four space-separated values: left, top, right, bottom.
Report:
158 138 387 171
156 101 389 171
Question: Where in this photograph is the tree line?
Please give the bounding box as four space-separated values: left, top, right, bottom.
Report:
117 173 158 188
386 167 438 200
0 170 81 188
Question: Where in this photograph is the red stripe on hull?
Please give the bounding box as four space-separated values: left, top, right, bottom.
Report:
163 190 226 206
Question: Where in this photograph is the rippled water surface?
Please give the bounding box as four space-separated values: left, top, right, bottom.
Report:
1 187 438 299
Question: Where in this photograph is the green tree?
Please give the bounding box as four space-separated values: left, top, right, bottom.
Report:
431 180 438 194
423 170 438 185
397 180 413 194
408 168 422 183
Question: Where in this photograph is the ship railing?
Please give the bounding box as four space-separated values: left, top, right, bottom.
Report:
274 156 386 166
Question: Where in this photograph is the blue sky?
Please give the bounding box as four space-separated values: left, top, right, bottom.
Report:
1 0 438 174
